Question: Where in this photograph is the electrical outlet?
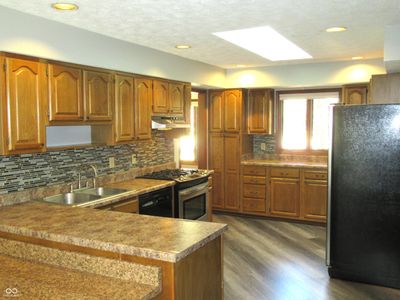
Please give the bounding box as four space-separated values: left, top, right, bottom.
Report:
131 154 137 164
261 143 266 151
109 157 115 168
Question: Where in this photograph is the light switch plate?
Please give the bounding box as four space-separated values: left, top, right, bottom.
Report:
109 157 115 168
261 143 266 151
131 154 137 164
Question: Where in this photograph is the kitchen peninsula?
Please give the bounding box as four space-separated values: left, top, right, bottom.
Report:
0 202 227 299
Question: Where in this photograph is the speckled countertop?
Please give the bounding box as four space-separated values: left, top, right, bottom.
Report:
0 202 227 263
241 159 328 169
0 255 159 300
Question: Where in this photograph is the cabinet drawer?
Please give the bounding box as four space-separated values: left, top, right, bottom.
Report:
111 198 139 213
304 171 327 180
243 166 266 176
243 198 266 213
270 167 299 178
243 184 266 198
243 176 266 185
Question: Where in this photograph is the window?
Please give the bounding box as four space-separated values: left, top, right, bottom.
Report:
180 92 198 164
278 90 340 153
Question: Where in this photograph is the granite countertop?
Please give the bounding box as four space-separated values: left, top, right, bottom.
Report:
0 202 227 263
0 254 159 300
241 159 328 169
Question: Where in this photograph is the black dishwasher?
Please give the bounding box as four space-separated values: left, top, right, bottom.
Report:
138 187 173 217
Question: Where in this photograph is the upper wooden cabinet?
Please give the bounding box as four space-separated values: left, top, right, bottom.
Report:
152 80 184 116
209 91 224 132
247 89 274 134
48 64 83 121
114 74 135 143
183 84 191 124
3 57 47 154
342 84 368 105
83 70 113 121
169 83 184 114
209 89 243 133
134 78 153 140
153 80 169 114
370 73 400 104
224 90 241 133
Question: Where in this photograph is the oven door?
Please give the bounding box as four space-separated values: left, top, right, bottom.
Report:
178 182 209 221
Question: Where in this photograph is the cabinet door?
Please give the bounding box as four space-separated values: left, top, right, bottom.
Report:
83 70 113 121
209 91 224 132
134 78 153 140
48 64 83 121
183 84 191 124
370 74 400 104
6 58 46 152
153 80 169 114
302 179 327 222
270 178 300 217
169 83 184 115
114 74 134 143
224 134 240 211
209 133 224 209
247 89 274 134
224 90 241 133
342 85 368 105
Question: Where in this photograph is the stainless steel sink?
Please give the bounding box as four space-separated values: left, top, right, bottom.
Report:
43 187 129 206
44 192 101 205
78 187 129 197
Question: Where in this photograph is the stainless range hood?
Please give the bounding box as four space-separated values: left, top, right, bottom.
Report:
151 116 190 130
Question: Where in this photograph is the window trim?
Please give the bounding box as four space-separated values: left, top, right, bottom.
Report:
276 88 342 155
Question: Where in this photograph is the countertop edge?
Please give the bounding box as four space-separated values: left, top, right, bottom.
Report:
241 160 328 169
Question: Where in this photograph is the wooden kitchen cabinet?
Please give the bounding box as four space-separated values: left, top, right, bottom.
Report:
209 133 225 209
342 84 368 105
152 80 169 114
209 90 224 132
83 70 113 121
114 74 135 143
301 170 327 222
168 83 184 114
183 84 192 124
134 77 153 140
224 134 241 211
241 166 267 215
224 89 242 133
48 64 84 121
370 73 400 104
247 89 274 134
269 168 300 218
2 57 47 154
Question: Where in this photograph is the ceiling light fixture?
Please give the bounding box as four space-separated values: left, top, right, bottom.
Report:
51 3 79 11
352 56 363 60
325 26 347 33
236 64 247 68
175 45 191 49
213 26 312 61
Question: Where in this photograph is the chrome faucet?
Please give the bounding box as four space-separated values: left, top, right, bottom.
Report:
88 164 98 188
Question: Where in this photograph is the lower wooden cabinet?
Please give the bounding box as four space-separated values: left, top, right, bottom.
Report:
239 165 327 223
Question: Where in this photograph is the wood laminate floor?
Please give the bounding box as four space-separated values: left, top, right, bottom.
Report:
213 214 400 300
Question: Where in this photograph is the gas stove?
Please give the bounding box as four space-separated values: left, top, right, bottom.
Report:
139 168 210 183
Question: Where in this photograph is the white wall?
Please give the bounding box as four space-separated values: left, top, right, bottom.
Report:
384 24 400 73
225 59 386 89
0 6 226 87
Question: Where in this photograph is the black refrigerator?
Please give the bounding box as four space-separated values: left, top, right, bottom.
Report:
327 104 400 289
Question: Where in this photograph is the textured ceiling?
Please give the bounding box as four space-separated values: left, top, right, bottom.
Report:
0 0 399 69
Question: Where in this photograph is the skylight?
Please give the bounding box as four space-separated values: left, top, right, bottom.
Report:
213 26 312 61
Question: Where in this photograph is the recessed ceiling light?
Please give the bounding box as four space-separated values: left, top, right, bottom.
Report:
175 45 191 49
51 3 79 11
325 26 347 33
213 26 312 61
236 64 247 68
352 56 363 60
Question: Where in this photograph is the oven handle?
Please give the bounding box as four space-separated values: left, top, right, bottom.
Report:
178 182 208 199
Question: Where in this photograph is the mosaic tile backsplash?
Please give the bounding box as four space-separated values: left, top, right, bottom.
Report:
253 135 276 154
0 130 174 194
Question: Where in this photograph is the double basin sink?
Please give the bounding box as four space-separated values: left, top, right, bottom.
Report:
44 187 129 206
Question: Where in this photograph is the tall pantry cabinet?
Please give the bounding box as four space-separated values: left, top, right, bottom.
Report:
208 89 251 212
